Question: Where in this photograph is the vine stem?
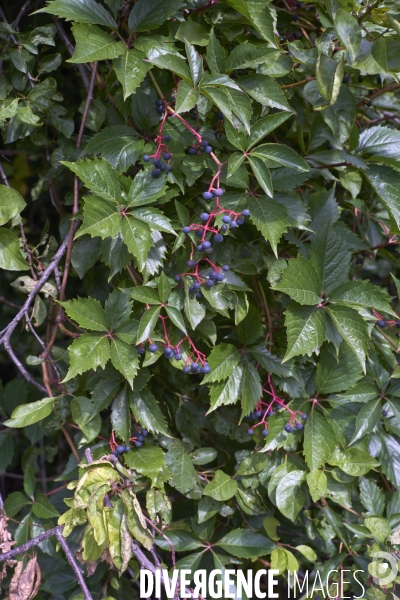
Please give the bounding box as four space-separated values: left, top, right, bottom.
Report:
0 525 93 600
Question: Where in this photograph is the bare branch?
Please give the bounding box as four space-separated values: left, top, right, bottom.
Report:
53 19 90 92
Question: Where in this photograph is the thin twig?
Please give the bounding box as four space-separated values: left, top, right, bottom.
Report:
53 19 90 92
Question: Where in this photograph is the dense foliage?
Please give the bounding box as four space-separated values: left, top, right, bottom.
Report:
1 0 400 597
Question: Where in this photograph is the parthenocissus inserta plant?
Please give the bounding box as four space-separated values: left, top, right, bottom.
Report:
2 0 400 597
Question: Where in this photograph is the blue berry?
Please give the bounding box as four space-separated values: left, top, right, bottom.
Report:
175 353 182 360
196 291 203 299
152 169 161 178
215 273 224 282
149 343 158 353
135 441 142 447
191 363 200 373
153 158 161 167
242 209 250 217
155 99 163 106
164 347 174 359
222 265 230 272
292 13 299 20
187 260 196 267
157 106 164 113
377 320 387 327
183 226 191 234
163 135 171 141
262 429 269 437
236 217 245 225
193 282 201 290
206 279 215 287
230 221 238 228
189 148 197 155
248 429 254 435
112 450 119 457
166 165 172 173
197 245 204 252
183 365 190 374
202 365 211 374
203 241 212 249
116 445 126 453
174 274 181 282
195 230 203 237
203 191 213 200
189 285 196 293
301 413 307 420
163 152 172 160
214 188 224 197
138 347 145 355
256 410 262 418
222 215 231 224
160 164 166 171
214 233 223 242
284 424 294 433
396 322 400 328
137 435 144 442
382 409 388 417
200 213 209 221
210 271 218 279
218 111 224 120
205 146 213 154
143 155 150 162
142 430 148 437
201 140 208 147
221 225 228 232
296 423 304 431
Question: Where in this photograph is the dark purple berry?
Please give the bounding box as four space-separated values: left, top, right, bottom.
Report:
206 279 215 287
196 291 203 299
191 363 200 373
143 155 150 162
221 225 228 232
157 106 164 113
197 245 204 252
396 322 400 328
292 14 299 20
202 365 211 374
377 320 387 328
182 226 191 234
152 169 161 178
343 75 350 84
301 413 307 420
296 423 304 431
163 135 171 141
284 424 294 433
155 99 163 106
189 148 197 155
175 353 182 360
160 164 166 171
187 260 196 267
203 191 213 200
215 273 224 281
200 213 209 221
135 441 142 447
236 217 245 225
382 409 388 417
195 230 203 237
153 158 162 167
183 365 190 374
214 188 224 196
189 285 196 293
201 140 208 147
138 347 145 355
222 265 230 272
174 274 181 282
262 429 269 436
214 233 223 242
230 221 238 228
193 282 201 290
248 429 254 435
116 445 125 453
163 152 172 160
222 215 231 224
149 343 158 353
205 146 213 154
164 347 174 359
242 209 250 217
203 241 211 249
142 430 148 437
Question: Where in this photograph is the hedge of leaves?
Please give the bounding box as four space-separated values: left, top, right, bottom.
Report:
1 0 400 597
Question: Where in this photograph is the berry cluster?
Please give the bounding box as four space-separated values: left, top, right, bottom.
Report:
245 374 308 438
144 133 172 178
110 427 148 457
188 138 214 156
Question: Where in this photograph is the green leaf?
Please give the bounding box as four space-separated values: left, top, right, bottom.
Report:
132 208 175 235
175 80 199 114
75 196 121 241
240 363 262 418
335 381 379 403
330 280 395 315
206 29 226 75
110 339 139 387
225 0 277 47
360 477 385 516
113 50 150 100
309 222 350 295
316 52 344 106
251 144 309 172
202 343 241 383
357 125 400 168
248 112 292 150
184 292 205 330
35 0 118 28
104 289 132 331
274 255 321 305
136 306 161 344
185 40 202 87
248 195 288 257
248 156 273 198
111 388 131 443
208 364 244 413
129 388 169 435
283 304 326 361
263 516 280 541
82 126 143 173
127 169 167 208
304 410 336 471
4 397 54 428
334 9 361 63
276 470 305 521
122 216 151 271
62 157 121 203
364 164 400 228
165 306 187 335
0 229 29 271
0 185 26 225
364 516 391 543
63 334 110 381
61 297 108 331
4 492 31 518
203 470 238 501
32 494 60 519
175 21 209 46
216 528 275 558
316 343 363 394
125 446 165 483
68 23 125 63
123 286 161 305
165 441 199 494
237 305 263 346
307 470 328 502
350 400 381 444
128 0 183 32
326 305 369 371
240 74 291 112
327 446 379 476
226 42 278 72
147 53 191 85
